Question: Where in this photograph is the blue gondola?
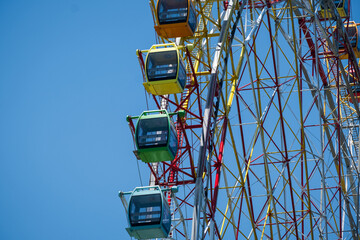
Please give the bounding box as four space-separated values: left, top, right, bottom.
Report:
125 186 171 239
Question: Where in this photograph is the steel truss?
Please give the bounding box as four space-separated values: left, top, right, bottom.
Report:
124 0 360 239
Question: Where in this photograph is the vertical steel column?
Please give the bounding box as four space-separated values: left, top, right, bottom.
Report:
191 1 244 239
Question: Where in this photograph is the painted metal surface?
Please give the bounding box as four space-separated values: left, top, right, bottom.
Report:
120 0 360 239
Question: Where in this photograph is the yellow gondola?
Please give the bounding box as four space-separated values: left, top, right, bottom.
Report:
143 43 187 95
320 0 348 18
154 0 197 38
333 21 360 59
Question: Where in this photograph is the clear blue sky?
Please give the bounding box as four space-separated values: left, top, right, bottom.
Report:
1 1 360 240
0 1 155 239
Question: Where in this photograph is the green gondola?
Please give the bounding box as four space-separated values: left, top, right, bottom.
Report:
128 109 181 163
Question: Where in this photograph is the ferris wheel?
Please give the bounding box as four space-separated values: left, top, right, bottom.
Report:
119 0 360 239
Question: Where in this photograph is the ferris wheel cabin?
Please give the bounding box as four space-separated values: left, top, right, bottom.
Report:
143 43 187 95
126 186 171 239
135 110 178 163
320 0 348 18
347 68 360 103
334 21 360 59
154 0 197 38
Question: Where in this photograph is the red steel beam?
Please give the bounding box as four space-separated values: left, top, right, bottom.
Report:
266 6 300 238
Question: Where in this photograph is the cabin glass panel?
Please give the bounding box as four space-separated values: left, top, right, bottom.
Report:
168 122 178 157
146 50 178 82
347 26 357 47
137 117 168 149
334 0 343 7
177 59 186 89
321 0 344 9
188 2 196 32
157 0 188 24
129 194 162 227
349 70 360 92
161 196 171 233
335 24 359 49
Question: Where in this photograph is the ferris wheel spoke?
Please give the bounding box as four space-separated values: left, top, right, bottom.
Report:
120 1 360 239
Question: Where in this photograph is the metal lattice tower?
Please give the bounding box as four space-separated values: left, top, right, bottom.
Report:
121 0 360 239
